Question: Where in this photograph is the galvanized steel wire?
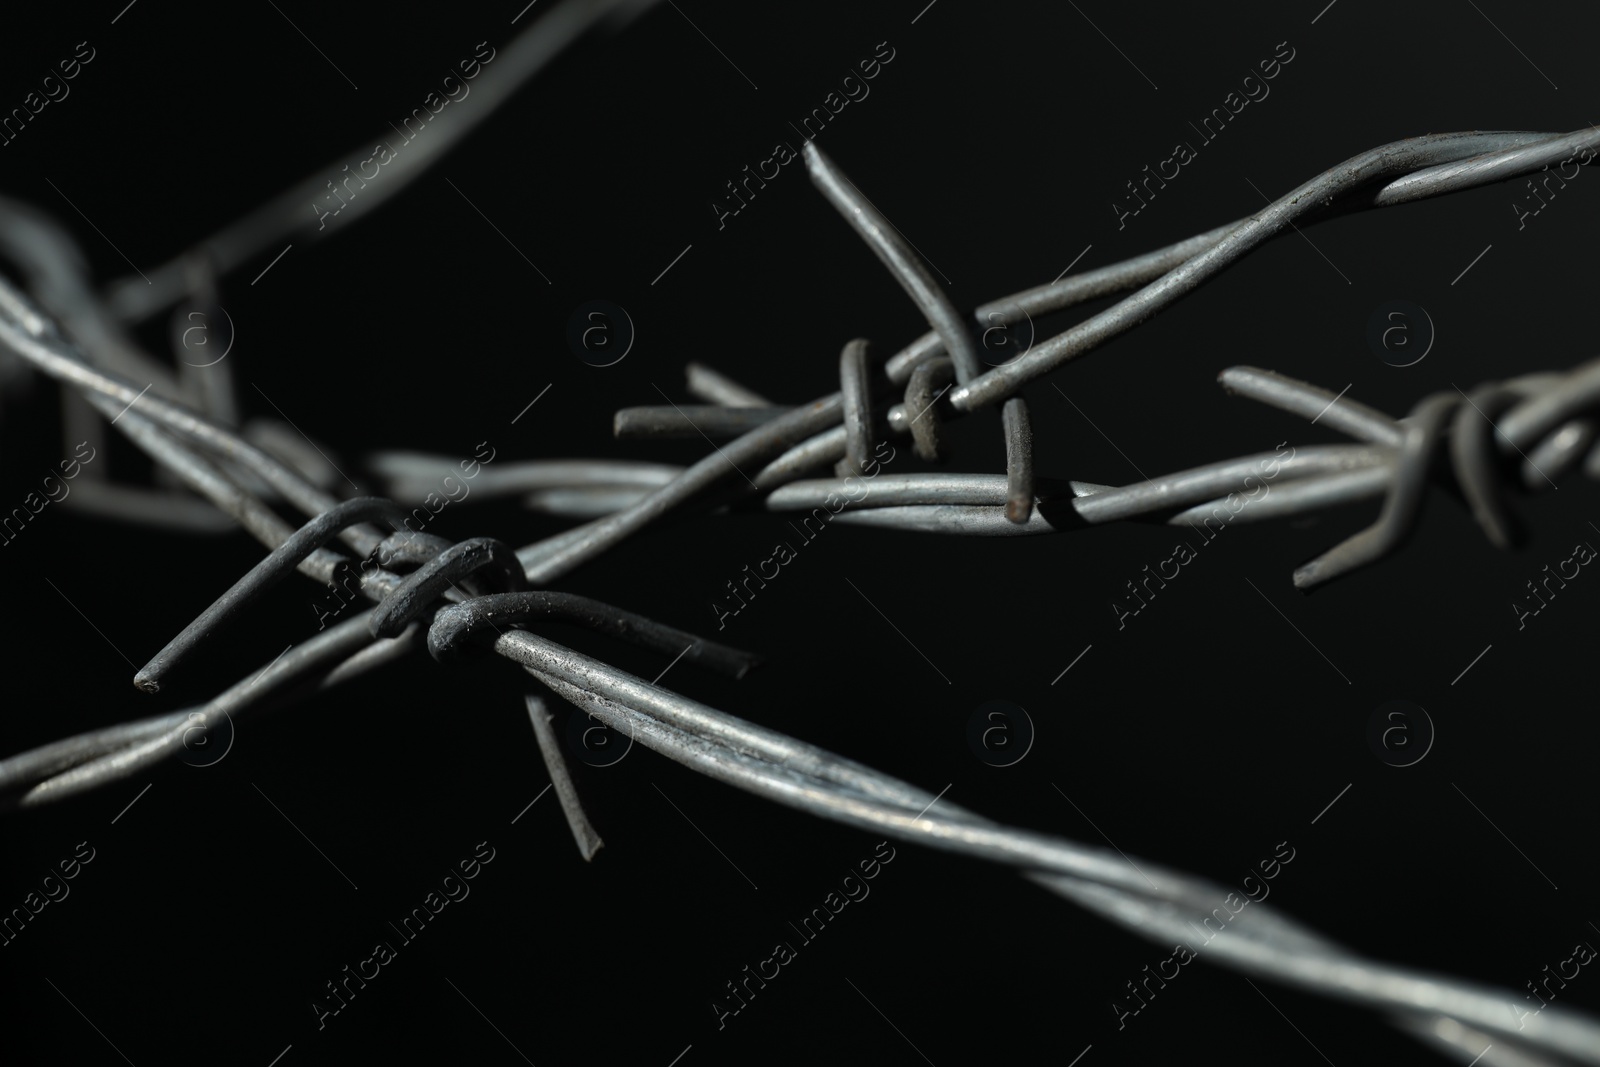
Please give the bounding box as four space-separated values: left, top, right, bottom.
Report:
0 7 1597 1061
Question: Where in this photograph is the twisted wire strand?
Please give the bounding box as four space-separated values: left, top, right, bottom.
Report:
0 265 767 790
2 119 1591 693
796 365 1600 578
5 312 1597 1061
5 457 1595 1067
0 297 383 557
2 74 1598 1060
503 128 1600 586
872 130 1588 392
942 131 1590 411
29 130 1590 568
878 130 1591 385
716 364 1600 591
500 631 1600 1066
0 612 392 808
7 251 1596 771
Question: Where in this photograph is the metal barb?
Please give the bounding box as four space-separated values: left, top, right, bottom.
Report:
1002 397 1035 524
133 497 411 692
524 690 605 863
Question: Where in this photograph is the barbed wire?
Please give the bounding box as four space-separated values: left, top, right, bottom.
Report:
1 4 1597 1064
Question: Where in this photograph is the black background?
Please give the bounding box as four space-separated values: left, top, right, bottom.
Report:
1 1 1598 1064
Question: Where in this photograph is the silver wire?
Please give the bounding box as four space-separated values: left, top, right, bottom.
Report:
6 99 1600 1066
